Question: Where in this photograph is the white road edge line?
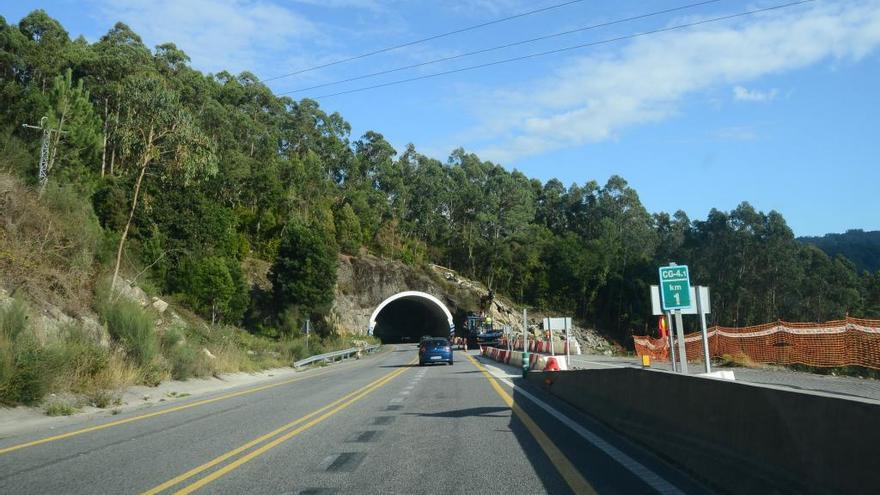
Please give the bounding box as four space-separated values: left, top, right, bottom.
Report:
479 357 686 495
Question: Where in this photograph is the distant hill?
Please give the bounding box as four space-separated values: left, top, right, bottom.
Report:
799 230 880 274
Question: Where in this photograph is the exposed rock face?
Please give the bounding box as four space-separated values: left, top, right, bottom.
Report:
331 254 525 336
328 254 612 353
151 297 169 313
330 254 461 335
112 278 150 307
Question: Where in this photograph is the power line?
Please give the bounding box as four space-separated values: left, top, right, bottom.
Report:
262 0 587 82
281 0 726 95
310 0 814 100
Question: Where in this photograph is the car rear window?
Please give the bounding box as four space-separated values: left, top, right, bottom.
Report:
428 339 449 347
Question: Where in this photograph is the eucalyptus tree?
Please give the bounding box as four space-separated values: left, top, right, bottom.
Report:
15 10 70 92
84 22 153 177
109 75 216 299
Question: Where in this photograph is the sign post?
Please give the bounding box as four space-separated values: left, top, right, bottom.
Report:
564 317 571 370
303 319 311 354
543 317 572 363
522 308 529 378
673 310 688 374
695 286 712 373
659 264 692 374
666 311 677 372
651 277 712 375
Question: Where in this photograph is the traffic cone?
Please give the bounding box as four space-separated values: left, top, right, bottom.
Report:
544 356 560 372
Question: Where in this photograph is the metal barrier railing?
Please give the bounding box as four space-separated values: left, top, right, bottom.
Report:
293 344 381 369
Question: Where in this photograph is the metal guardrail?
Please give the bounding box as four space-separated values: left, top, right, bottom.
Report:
293 344 381 369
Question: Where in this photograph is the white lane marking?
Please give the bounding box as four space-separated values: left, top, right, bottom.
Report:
479 358 686 495
400 390 410 395
389 397 404 404
317 454 340 470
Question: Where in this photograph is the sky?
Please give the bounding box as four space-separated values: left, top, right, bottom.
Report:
5 0 880 236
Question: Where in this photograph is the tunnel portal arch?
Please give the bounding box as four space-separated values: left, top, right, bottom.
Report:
369 291 454 343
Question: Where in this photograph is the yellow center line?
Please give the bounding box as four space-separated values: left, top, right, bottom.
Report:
0 348 390 456
143 359 415 495
464 353 597 495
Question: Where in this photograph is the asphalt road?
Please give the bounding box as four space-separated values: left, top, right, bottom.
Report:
0 346 712 494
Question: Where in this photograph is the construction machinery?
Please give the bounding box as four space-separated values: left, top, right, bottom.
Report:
465 314 503 347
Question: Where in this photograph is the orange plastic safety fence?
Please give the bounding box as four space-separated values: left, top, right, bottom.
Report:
632 317 880 370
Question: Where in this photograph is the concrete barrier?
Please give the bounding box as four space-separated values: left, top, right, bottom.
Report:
526 368 880 494
480 346 568 371
499 337 582 355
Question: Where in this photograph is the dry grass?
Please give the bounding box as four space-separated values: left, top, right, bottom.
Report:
0 172 103 316
718 352 763 369
80 352 138 407
0 300 139 409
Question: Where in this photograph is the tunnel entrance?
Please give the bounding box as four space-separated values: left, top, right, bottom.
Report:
369 291 454 344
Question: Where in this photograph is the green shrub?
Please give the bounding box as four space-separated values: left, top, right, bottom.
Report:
161 325 186 349
43 323 133 408
2 336 51 406
0 299 29 340
280 337 308 362
139 360 169 387
102 299 158 367
167 343 204 380
45 399 78 416
86 388 119 408
55 324 110 382
0 301 54 406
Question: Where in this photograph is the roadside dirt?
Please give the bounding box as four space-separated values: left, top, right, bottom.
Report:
0 365 305 440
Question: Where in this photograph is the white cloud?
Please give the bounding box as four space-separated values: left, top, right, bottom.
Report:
732 85 778 102
464 1 880 163
289 0 384 11
93 0 320 75
714 125 759 142
447 0 532 16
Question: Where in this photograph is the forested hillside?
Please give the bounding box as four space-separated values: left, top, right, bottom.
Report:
2 11 879 347
799 230 880 274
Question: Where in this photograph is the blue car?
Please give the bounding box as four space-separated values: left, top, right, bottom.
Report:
419 338 453 366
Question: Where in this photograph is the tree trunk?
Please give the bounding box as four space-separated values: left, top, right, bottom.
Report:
101 99 108 177
109 100 121 176
110 130 153 301
46 112 66 179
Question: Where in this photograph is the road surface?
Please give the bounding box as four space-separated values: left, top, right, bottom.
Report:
0 346 711 494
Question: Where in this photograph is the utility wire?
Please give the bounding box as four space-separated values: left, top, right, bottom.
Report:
281 0 726 94
262 0 587 82
310 0 814 100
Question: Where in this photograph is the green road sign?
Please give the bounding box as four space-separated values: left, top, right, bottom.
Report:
659 265 691 310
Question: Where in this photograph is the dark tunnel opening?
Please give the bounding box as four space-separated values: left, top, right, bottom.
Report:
373 297 451 344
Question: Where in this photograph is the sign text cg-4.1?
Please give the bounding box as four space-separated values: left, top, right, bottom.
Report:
659 265 691 310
